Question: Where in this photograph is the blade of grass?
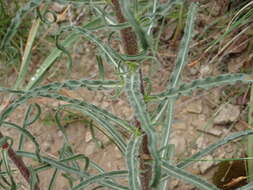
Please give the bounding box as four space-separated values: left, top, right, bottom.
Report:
14 16 41 89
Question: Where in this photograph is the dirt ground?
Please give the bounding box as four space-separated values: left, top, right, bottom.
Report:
1 0 253 189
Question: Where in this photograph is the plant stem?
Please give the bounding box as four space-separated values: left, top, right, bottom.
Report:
111 0 152 189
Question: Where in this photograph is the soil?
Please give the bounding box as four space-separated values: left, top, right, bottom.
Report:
1 0 253 189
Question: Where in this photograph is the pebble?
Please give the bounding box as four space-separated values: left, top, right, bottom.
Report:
85 131 92 143
200 65 212 77
186 100 202 114
170 179 180 189
196 136 205 149
198 155 214 174
84 143 96 156
172 121 187 130
214 104 240 125
43 142 51 152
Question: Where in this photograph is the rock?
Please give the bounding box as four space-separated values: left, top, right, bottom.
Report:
85 131 92 143
170 179 180 189
205 88 221 108
43 142 51 152
200 65 212 77
186 100 202 114
214 104 240 125
84 143 96 156
196 136 205 149
172 121 187 130
57 131 63 137
189 67 198 75
228 57 244 73
198 155 214 174
208 128 222 137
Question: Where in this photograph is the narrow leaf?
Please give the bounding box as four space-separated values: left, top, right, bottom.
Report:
125 71 161 187
162 161 218 190
126 135 142 190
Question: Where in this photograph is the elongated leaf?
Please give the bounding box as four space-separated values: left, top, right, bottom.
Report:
170 3 197 88
162 161 218 190
33 154 88 173
16 151 90 177
2 150 16 189
18 103 41 151
0 0 43 49
25 17 106 90
71 170 128 190
149 73 253 101
1 121 40 160
61 104 127 152
152 3 197 139
126 135 141 190
14 17 41 89
16 151 128 190
0 85 132 132
177 130 253 169
125 71 161 187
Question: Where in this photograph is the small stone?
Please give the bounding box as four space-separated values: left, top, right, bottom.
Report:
85 131 92 143
57 131 63 137
43 142 51 152
187 100 202 114
84 143 96 156
170 179 180 189
172 121 187 130
214 104 240 125
208 128 222 137
200 65 212 77
198 155 214 174
196 136 205 149
206 88 221 108
189 67 198 75
228 57 244 73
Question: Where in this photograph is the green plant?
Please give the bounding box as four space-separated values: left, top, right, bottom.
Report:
1 0 253 190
